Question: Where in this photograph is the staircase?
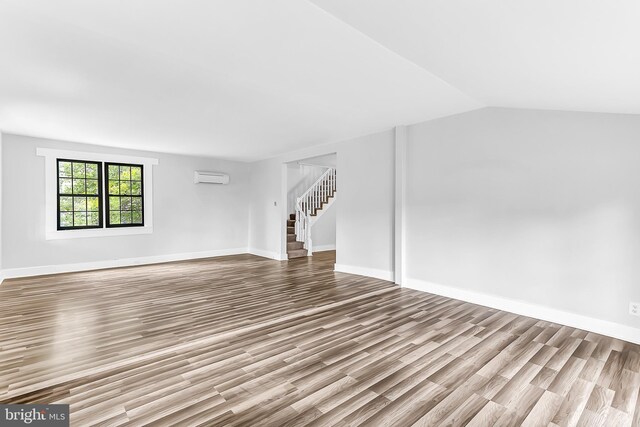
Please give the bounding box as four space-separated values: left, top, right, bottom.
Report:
286 214 307 259
287 167 337 259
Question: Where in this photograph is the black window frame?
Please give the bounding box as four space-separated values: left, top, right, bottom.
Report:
56 158 104 230
104 162 145 228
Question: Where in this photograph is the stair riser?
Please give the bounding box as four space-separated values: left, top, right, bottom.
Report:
300 196 334 215
287 242 304 251
288 249 308 259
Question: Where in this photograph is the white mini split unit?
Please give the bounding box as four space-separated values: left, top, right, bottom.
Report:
194 171 230 184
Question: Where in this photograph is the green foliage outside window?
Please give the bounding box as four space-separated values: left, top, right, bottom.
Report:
105 163 144 226
57 160 102 229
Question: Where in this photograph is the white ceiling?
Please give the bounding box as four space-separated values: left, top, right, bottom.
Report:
309 0 640 115
0 1 638 161
0 0 479 161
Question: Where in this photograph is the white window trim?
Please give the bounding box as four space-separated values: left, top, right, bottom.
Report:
36 147 159 240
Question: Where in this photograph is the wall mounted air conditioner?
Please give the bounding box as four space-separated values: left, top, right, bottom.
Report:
194 171 230 184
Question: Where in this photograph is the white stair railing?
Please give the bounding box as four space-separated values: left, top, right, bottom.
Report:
295 168 336 254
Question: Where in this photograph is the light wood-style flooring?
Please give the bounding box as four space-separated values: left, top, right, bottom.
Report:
1 251 639 426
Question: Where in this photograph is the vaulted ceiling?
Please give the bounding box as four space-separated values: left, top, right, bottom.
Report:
0 0 637 161
310 0 640 115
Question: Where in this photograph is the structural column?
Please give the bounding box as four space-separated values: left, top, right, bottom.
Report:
394 126 407 285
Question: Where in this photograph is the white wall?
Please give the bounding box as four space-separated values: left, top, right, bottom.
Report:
301 153 337 168
335 130 395 279
312 198 336 250
405 108 640 331
1 134 250 271
248 157 286 259
286 163 326 214
0 131 3 272
248 134 394 270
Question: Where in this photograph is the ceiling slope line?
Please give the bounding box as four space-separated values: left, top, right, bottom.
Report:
304 0 485 110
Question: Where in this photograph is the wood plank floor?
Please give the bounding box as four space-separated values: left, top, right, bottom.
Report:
1 252 639 426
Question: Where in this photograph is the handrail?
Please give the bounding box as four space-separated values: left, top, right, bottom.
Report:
295 167 336 254
298 168 333 205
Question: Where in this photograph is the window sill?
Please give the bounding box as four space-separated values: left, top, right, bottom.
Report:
46 226 153 240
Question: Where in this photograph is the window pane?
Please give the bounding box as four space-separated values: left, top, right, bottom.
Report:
86 179 99 195
72 162 86 178
131 197 142 210
73 212 87 226
87 197 100 212
121 197 132 211
59 178 72 194
109 211 121 225
108 181 120 195
121 211 132 224
105 163 144 228
119 166 131 180
131 167 142 180
73 179 86 194
57 159 102 230
59 162 72 177
120 181 130 195
60 212 73 227
131 181 141 195
59 196 73 211
109 196 120 210
86 163 98 179
87 212 100 226
73 197 87 212
108 165 120 179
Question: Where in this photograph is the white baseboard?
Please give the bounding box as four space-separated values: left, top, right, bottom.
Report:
334 263 394 281
248 248 287 261
0 248 249 282
313 244 336 252
0 246 315 283
404 277 640 345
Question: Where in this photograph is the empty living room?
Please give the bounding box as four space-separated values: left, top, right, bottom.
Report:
1 0 640 426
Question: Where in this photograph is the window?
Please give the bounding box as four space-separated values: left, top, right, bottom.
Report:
56 160 146 229
38 148 157 240
105 163 144 227
57 159 103 230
